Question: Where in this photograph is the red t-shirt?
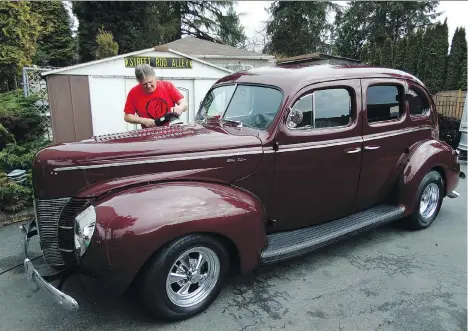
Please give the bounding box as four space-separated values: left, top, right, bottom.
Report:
124 81 184 127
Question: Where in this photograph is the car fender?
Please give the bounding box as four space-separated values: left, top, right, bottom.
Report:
83 181 267 294
396 139 459 215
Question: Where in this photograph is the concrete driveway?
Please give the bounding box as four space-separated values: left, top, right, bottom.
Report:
0 163 466 331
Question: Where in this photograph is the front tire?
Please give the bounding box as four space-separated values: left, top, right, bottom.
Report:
138 234 230 321
407 170 444 230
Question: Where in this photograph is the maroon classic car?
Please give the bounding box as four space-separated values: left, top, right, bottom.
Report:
22 64 464 320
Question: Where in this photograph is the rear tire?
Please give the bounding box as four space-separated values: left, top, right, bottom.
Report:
138 234 230 321
407 170 444 230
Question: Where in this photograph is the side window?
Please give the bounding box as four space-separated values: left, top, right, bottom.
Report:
407 86 430 116
314 89 352 128
367 85 403 123
288 88 352 129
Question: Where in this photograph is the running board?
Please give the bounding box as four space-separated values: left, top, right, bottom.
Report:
261 205 405 264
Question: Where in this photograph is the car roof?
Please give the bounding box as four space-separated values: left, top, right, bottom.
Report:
215 64 426 94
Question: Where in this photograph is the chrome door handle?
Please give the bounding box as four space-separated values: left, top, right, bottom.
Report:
364 145 380 150
345 147 361 154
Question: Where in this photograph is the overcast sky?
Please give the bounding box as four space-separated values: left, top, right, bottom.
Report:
234 0 468 51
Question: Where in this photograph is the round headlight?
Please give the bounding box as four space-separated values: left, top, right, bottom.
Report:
74 205 96 257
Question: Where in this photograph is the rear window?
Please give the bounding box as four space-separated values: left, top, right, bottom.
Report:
196 84 283 130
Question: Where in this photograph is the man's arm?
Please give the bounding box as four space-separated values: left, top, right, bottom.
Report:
172 98 188 115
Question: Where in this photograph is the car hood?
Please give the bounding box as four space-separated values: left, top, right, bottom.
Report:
33 123 264 199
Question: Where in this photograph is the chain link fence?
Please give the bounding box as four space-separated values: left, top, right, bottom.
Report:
22 66 57 141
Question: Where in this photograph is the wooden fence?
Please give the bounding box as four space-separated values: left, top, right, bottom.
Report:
432 90 466 119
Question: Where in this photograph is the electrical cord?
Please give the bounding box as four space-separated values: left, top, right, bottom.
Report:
0 256 41 276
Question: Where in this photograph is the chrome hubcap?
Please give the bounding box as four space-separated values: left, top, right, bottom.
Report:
165 247 220 308
419 183 440 220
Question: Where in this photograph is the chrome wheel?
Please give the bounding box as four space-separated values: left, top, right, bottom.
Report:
165 247 220 308
419 183 440 220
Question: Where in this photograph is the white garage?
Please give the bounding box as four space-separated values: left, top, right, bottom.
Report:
42 46 233 143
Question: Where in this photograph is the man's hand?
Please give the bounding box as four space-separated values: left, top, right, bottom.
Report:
171 106 183 116
140 118 156 127
124 114 156 127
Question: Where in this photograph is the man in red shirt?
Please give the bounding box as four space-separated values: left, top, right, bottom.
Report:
124 64 188 128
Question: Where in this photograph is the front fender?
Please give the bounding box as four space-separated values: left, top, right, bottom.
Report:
83 181 267 294
396 139 460 215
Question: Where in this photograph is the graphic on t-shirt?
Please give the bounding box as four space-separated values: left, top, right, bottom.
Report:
145 97 169 119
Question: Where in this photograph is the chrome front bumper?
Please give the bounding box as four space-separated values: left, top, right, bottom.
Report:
20 220 79 311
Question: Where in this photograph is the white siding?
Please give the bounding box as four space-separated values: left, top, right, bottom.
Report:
89 76 128 135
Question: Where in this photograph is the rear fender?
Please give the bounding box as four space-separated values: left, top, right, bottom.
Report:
396 139 459 215
84 181 267 294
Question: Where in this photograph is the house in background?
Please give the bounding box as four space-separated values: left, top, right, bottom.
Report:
161 37 276 71
276 53 361 68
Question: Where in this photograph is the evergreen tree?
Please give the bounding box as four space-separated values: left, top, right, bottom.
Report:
334 1 440 59
416 26 434 82
264 1 337 57
369 43 380 66
459 57 467 90
380 38 394 67
30 1 75 67
360 43 370 63
446 27 467 90
425 19 449 93
0 2 41 91
218 5 247 48
394 37 407 71
73 2 176 62
404 29 424 75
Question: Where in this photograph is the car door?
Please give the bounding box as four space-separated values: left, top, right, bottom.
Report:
268 79 363 232
352 78 410 213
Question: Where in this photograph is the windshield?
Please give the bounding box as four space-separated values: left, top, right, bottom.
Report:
196 84 283 130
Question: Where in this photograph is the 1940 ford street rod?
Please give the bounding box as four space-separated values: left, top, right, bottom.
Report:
22 64 464 320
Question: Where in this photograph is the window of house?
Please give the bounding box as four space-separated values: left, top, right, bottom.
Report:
367 85 402 123
407 86 430 116
288 88 352 129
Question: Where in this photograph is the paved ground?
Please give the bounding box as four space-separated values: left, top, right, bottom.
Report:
0 163 466 331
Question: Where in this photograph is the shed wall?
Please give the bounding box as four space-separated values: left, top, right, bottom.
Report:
46 75 93 144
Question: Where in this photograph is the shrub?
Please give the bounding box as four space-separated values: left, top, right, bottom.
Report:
0 172 32 212
0 90 46 144
0 123 15 149
0 138 49 172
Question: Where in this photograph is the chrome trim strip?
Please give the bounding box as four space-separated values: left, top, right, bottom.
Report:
278 138 362 153
53 148 263 172
58 225 73 230
363 126 431 142
59 248 74 253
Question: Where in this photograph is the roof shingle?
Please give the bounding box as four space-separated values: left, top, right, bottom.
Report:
159 37 273 58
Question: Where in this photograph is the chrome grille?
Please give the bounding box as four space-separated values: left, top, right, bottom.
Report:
36 198 70 266
36 197 91 266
